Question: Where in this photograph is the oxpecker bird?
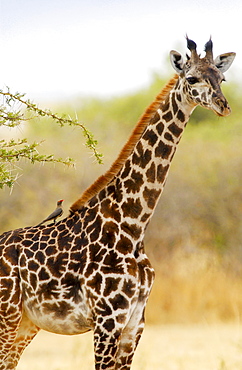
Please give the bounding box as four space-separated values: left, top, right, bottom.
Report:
36 199 64 226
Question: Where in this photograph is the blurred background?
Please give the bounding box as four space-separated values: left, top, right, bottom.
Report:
1 0 242 324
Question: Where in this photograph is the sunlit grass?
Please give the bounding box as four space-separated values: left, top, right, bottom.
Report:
146 249 242 324
18 324 242 370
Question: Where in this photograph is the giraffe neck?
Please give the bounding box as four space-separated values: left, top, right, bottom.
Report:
102 78 195 229
70 75 196 231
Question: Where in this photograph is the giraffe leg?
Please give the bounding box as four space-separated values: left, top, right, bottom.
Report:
92 283 140 369
7 313 39 369
0 311 39 370
0 272 39 370
0 315 21 370
0 273 22 370
115 252 155 369
93 309 144 370
93 324 122 370
115 300 147 370
92 252 154 370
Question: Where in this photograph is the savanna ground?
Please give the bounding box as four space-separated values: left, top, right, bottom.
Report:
18 324 242 369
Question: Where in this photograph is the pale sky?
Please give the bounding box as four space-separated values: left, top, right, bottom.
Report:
0 0 241 102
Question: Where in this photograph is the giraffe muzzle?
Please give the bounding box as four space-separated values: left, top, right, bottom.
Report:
212 96 231 117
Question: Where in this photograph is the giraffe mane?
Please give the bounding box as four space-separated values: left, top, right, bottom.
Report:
70 74 179 212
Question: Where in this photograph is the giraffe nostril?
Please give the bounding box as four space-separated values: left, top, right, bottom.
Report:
214 96 227 108
216 99 223 107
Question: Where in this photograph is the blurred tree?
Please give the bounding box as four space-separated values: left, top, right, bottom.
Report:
0 88 103 189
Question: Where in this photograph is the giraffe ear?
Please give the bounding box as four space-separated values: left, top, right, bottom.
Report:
170 50 184 74
214 52 236 73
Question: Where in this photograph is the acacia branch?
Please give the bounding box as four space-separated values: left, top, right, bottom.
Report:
0 88 103 189
1 89 103 163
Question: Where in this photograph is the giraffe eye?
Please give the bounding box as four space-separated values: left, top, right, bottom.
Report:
186 77 199 85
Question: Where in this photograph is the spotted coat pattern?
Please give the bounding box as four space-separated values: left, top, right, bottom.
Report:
0 39 235 369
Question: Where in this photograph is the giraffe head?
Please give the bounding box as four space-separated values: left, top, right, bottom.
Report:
170 37 236 116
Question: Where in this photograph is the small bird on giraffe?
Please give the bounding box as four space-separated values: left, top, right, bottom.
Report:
36 199 64 226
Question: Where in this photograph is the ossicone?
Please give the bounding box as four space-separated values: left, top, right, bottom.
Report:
186 35 199 62
186 35 197 52
204 37 213 62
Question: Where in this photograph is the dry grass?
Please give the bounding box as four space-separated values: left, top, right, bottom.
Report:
18 324 242 370
146 249 242 324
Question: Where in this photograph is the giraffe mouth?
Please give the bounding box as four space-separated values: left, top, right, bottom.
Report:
213 106 231 117
212 99 231 117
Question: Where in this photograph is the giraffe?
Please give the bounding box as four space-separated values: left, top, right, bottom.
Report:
0 38 235 370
